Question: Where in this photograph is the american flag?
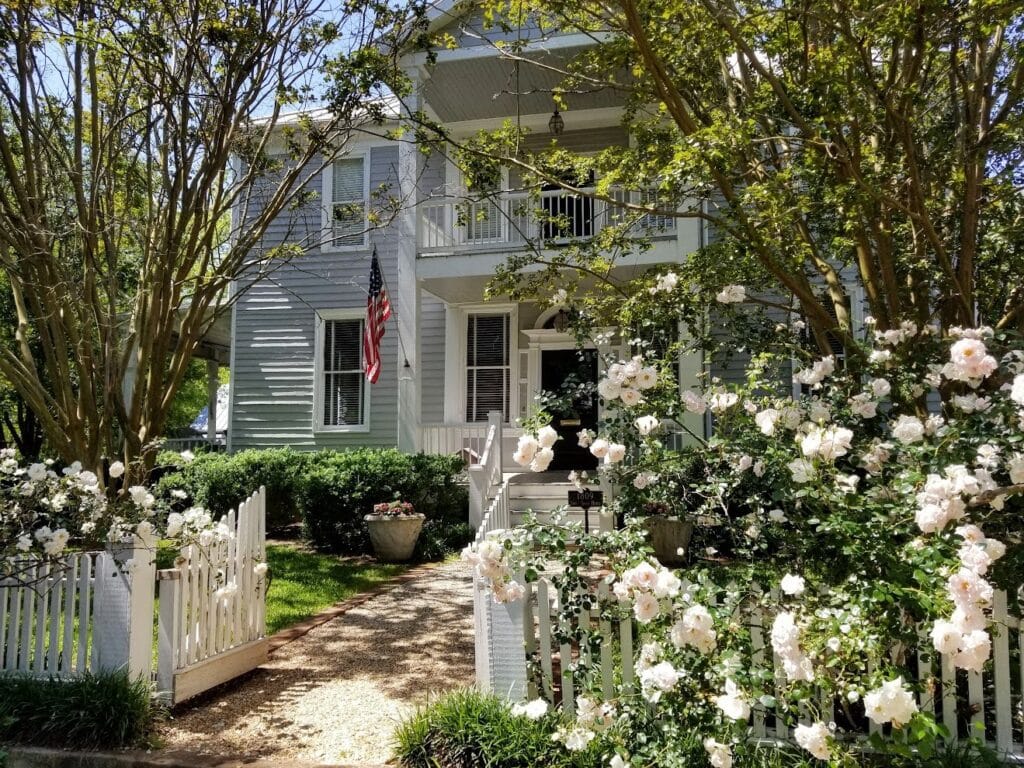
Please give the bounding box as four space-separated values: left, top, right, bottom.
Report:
363 250 391 384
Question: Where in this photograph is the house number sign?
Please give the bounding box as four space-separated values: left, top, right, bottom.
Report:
567 489 604 534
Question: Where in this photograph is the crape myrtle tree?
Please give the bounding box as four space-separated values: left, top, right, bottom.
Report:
0 0 427 483
416 0 1024 365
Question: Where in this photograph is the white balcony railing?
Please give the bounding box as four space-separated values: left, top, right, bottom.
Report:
418 187 677 254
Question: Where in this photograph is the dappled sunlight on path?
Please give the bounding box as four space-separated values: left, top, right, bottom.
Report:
161 560 474 765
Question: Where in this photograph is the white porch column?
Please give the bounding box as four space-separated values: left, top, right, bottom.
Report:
396 65 424 453
206 359 219 445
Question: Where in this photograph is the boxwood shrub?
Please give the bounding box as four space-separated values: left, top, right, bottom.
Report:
298 449 468 553
156 447 469 555
155 448 311 532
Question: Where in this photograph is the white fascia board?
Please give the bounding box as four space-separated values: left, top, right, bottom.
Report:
402 31 612 68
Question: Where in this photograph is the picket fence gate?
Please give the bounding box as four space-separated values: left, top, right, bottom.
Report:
0 487 268 706
477 573 1024 758
157 486 269 704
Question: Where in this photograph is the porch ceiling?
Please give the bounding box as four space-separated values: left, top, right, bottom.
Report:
422 46 628 124
175 306 232 366
421 275 497 304
419 258 681 306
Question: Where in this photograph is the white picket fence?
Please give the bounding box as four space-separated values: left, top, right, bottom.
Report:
477 573 1024 757
0 487 268 706
0 533 156 681
157 486 268 704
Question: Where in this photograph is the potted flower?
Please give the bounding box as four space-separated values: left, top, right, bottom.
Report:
364 500 425 562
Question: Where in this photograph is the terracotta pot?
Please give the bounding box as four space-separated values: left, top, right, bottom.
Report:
643 515 694 566
363 513 425 562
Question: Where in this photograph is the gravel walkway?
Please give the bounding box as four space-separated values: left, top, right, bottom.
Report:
161 560 475 766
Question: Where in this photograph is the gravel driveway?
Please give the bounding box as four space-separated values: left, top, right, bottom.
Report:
161 560 475 766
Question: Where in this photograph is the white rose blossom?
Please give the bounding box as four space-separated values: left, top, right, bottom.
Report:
864 677 918 727
633 415 660 436
511 698 549 720
715 284 746 303
794 722 831 761
704 739 733 768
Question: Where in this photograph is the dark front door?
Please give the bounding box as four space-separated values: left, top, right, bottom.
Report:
540 349 599 471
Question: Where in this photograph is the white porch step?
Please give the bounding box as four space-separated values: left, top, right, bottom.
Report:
491 470 608 528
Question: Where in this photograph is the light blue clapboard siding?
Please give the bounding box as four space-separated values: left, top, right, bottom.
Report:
230 146 401 451
419 292 447 424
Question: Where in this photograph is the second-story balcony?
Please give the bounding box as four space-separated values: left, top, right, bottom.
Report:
418 187 679 255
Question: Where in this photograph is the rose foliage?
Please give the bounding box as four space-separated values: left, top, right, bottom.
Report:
465 317 1023 767
0 451 231 582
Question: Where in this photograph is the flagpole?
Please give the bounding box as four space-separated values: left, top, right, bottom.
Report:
369 246 412 368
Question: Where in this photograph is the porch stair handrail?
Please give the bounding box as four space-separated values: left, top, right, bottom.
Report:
468 411 504 530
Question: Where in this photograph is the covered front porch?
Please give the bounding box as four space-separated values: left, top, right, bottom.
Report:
415 293 706 530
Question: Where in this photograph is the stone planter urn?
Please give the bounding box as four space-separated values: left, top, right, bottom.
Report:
643 515 694 566
364 513 425 562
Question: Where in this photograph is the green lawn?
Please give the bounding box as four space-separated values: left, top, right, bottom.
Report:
153 542 406 645
262 544 406 635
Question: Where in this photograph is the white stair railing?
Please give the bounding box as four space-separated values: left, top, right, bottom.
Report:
468 411 503 530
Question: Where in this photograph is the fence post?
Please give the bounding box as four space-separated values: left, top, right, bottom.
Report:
598 474 614 533
476 577 528 700
94 528 157 681
156 568 182 699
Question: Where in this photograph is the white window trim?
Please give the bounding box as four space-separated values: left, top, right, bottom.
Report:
444 303 519 424
321 152 370 252
313 309 371 434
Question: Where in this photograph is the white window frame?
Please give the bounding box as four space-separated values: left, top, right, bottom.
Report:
313 309 371 433
322 153 370 251
444 303 519 424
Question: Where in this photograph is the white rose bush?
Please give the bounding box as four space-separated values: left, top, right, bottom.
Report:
0 451 228 584
469 304 1023 766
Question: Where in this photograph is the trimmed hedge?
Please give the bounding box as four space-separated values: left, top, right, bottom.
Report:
298 449 468 553
155 448 311 531
156 447 468 555
0 671 156 749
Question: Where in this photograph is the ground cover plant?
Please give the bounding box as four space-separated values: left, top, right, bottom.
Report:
0 670 157 749
260 544 407 635
154 540 409 636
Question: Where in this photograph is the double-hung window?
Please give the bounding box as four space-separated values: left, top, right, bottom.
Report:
329 157 367 247
466 313 510 422
319 315 366 429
